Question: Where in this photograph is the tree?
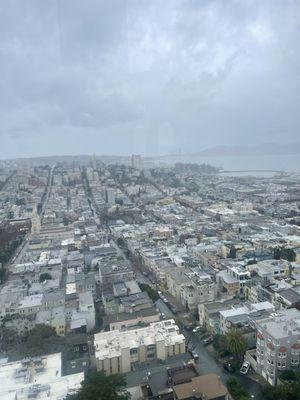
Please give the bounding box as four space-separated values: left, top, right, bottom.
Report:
262 381 300 400
39 273 52 282
228 246 237 259
274 247 296 262
247 259 257 265
139 283 159 302
281 248 296 262
20 324 58 357
0 327 20 351
280 370 297 382
227 377 250 400
66 371 131 400
212 334 229 357
226 329 246 361
0 266 6 282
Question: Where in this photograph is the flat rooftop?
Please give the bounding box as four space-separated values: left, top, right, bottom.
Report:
257 308 300 339
0 353 83 400
94 319 185 361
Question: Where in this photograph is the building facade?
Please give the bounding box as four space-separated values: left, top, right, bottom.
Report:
94 319 185 375
256 308 300 386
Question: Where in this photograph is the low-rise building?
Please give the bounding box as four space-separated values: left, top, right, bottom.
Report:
173 373 229 400
0 352 83 400
94 319 185 374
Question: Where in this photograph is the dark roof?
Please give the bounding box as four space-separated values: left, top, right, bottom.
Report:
120 291 151 307
64 356 90 376
103 306 159 325
167 364 197 386
65 333 88 346
279 289 300 304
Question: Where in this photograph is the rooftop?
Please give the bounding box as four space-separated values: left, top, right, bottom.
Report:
0 353 83 400
173 373 228 400
94 319 185 360
257 308 300 339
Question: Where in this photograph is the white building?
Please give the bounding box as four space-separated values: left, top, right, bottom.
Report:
256 308 300 386
78 291 95 332
105 188 115 205
0 353 83 400
131 154 142 170
94 319 185 374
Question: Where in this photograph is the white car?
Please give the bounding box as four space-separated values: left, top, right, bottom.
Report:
240 361 250 375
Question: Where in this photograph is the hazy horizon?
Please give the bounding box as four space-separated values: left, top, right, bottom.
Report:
1 0 300 159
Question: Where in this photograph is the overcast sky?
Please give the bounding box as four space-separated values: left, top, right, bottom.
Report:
0 0 300 158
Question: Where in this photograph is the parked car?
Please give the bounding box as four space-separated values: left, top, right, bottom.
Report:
184 324 194 331
193 326 201 333
189 350 199 361
223 362 235 373
202 336 213 346
170 305 178 314
240 361 250 375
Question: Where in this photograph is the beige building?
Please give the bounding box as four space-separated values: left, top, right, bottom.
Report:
94 319 185 375
166 268 216 311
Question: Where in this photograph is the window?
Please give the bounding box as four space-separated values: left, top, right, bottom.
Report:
278 352 287 358
130 348 138 355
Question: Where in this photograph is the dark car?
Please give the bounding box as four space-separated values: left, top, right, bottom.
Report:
170 305 178 314
189 350 199 361
184 324 194 331
202 336 213 346
223 362 235 373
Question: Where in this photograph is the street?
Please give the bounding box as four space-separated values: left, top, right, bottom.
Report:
111 228 264 399
186 331 263 399
155 296 264 399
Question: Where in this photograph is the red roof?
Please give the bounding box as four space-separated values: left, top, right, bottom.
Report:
278 346 287 352
292 343 300 350
257 332 264 340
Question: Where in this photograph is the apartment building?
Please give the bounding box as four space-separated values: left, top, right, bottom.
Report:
166 268 216 311
256 308 300 385
94 319 185 374
217 263 251 296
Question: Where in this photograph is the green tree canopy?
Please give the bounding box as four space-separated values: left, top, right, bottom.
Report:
226 329 246 361
39 272 52 282
227 377 250 400
228 246 237 259
262 381 300 400
66 371 131 400
139 283 159 302
274 247 296 262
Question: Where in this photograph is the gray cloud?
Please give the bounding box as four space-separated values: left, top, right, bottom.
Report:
0 0 299 157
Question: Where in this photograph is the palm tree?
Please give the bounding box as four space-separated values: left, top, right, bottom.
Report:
226 329 246 361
